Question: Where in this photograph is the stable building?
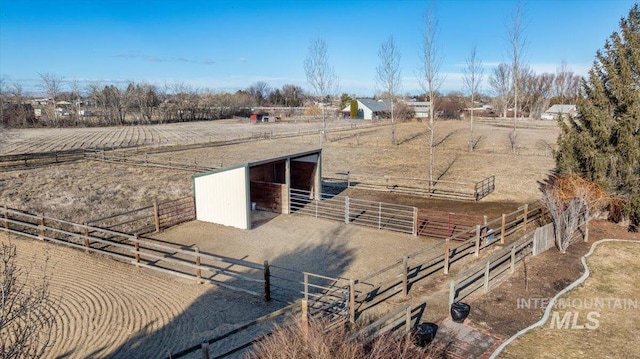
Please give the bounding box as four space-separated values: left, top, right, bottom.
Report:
193 149 322 229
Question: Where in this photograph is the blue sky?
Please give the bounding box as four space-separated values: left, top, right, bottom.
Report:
0 0 635 96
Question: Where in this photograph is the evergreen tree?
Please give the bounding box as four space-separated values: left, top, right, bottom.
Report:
556 4 640 230
350 99 358 119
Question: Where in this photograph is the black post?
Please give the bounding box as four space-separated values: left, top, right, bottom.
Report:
264 260 271 301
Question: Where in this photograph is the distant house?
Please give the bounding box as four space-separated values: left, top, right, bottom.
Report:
541 104 577 120
341 98 391 120
405 101 431 119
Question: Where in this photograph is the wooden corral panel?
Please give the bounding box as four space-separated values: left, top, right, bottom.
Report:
249 161 286 183
291 154 319 191
194 166 249 229
250 181 288 213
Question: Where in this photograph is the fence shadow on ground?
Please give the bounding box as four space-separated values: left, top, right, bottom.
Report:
104 231 357 358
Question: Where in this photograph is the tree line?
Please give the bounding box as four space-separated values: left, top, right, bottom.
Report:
0 77 308 128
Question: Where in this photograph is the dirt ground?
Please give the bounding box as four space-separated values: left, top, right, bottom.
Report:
1 117 601 358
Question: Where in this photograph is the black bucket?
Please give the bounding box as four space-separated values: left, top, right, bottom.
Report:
413 322 438 347
450 302 471 323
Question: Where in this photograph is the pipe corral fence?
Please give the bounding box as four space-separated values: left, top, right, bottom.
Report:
1 200 548 358
323 172 495 201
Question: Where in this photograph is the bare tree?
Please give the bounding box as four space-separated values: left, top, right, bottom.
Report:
489 63 512 118
170 82 201 122
281 84 303 107
375 35 402 145
521 71 554 119
9 83 30 128
462 45 484 151
553 60 581 107
417 1 445 185
0 76 6 126
304 38 338 142
541 185 589 253
247 81 271 106
38 73 65 127
68 79 82 126
127 83 159 124
506 1 528 119
1 241 56 358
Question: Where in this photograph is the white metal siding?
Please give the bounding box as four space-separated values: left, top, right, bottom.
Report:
194 166 249 229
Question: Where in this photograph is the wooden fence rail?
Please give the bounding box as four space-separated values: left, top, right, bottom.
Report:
449 231 535 306
0 205 269 300
351 203 544 317
167 302 301 359
84 196 195 235
0 149 93 169
1 199 546 358
355 304 413 342
87 150 216 172
449 220 559 306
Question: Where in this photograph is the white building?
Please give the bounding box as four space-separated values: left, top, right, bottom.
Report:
541 104 577 120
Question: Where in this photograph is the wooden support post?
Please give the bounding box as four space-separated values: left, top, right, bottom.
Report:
379 203 383 230
475 225 481 256
303 273 308 301
264 260 271 301
484 260 490 292
510 246 516 273
344 196 350 224
402 257 409 297
39 215 45 240
3 206 8 230
83 225 90 253
443 240 450 275
523 203 529 232
449 279 456 305
349 279 355 324
153 200 160 233
200 342 210 359
301 299 309 329
405 306 412 338
195 247 202 284
412 207 418 236
134 236 140 265
501 214 506 244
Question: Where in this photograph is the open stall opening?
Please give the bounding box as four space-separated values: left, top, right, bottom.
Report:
194 149 321 229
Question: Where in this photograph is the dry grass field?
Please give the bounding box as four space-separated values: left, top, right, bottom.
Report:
499 241 640 358
0 117 563 358
1 118 558 223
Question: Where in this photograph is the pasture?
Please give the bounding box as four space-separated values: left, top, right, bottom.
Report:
0 116 562 357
